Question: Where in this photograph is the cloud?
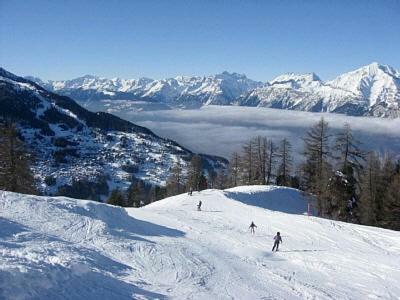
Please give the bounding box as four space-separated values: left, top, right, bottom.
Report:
114 105 400 160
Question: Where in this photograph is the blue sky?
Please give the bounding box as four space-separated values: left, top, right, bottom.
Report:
1 0 399 81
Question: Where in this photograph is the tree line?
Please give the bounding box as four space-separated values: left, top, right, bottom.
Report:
1 119 399 230
224 118 400 230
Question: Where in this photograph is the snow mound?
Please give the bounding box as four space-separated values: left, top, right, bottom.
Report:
1 187 400 299
224 185 311 214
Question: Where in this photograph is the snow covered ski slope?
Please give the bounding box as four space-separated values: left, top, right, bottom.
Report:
1 186 400 299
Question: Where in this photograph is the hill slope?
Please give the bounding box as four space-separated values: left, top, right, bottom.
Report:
1 186 399 299
0 67 227 199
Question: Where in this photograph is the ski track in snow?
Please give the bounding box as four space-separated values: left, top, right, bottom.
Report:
1 186 400 299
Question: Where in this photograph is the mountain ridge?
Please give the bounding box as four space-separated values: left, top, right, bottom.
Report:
27 63 400 117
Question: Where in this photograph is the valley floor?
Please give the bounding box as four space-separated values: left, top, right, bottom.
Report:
1 186 400 299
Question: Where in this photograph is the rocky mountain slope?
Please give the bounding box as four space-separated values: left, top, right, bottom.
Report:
0 68 227 200
241 62 400 117
28 63 400 117
1 186 399 299
28 71 262 108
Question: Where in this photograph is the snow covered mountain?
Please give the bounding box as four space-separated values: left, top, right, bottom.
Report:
1 186 399 299
0 67 227 199
29 72 262 108
28 63 400 117
327 63 400 117
239 62 400 117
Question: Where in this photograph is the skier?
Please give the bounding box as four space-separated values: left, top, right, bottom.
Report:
197 200 202 211
272 232 282 252
188 188 193 196
249 221 257 234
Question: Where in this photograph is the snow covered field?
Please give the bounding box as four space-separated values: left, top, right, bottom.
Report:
1 186 400 299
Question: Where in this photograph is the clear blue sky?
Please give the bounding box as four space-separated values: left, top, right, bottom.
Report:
1 0 399 81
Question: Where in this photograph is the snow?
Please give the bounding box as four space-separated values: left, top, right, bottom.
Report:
1 186 399 299
29 72 262 108
327 62 400 108
27 63 400 117
2 68 229 195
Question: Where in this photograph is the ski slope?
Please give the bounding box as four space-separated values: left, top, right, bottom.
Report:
1 186 400 299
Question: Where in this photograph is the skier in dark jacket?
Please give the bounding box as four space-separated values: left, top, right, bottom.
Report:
272 232 282 251
249 221 257 234
197 200 202 211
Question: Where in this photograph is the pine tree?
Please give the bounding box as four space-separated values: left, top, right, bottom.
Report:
107 189 126 207
198 172 208 191
127 181 144 207
0 122 37 194
208 170 217 189
276 138 293 186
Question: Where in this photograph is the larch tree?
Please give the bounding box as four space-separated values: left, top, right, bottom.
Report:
187 155 203 191
358 152 381 225
302 117 332 216
265 140 277 185
229 152 241 187
276 138 293 186
241 139 255 185
166 161 184 196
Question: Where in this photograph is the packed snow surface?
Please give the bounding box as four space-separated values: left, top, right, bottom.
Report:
1 186 400 299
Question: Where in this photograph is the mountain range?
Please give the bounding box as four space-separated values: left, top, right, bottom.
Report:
28 63 400 117
0 68 227 200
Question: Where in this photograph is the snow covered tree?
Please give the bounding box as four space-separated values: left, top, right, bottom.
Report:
276 138 293 186
0 122 36 194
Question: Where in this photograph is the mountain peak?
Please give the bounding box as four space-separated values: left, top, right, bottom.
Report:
349 62 399 78
270 72 321 85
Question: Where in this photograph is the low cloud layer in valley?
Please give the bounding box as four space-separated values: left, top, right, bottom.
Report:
86 103 400 160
